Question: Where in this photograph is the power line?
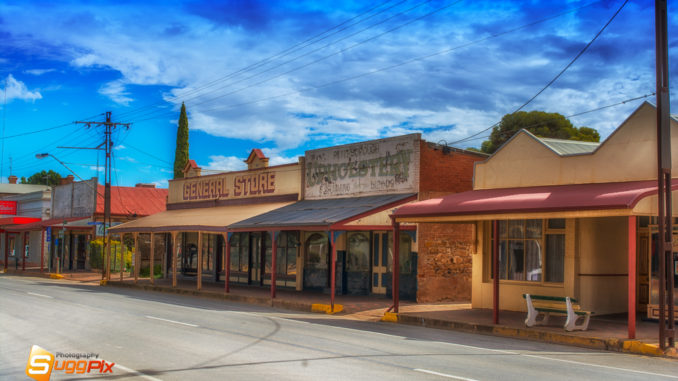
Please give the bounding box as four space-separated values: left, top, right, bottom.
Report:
448 0 629 147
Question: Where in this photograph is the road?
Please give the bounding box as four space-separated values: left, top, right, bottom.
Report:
1 275 677 381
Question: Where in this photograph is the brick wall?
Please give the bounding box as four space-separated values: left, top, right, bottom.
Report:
415 142 484 302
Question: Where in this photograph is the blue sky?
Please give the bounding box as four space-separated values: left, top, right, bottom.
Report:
0 0 675 188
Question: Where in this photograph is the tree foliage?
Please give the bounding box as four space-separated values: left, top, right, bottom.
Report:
20 170 62 187
480 111 600 154
173 102 190 179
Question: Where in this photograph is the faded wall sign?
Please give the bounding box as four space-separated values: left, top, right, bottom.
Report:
168 164 301 204
305 134 420 199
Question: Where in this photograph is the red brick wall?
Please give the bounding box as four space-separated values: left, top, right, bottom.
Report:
415 142 484 302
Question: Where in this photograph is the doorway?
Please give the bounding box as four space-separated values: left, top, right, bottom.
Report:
249 233 263 285
372 232 390 294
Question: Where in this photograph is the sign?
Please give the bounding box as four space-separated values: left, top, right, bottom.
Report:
168 164 301 204
304 134 420 199
0 200 17 215
46 227 51 242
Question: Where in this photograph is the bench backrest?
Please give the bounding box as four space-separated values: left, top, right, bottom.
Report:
522 294 578 303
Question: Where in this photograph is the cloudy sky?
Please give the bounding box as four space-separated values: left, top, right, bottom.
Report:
0 0 675 187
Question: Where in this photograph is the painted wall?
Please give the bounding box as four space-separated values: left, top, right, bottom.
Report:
52 179 97 219
576 217 629 314
474 103 678 189
304 134 421 199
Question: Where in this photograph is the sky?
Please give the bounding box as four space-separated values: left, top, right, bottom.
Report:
0 0 676 188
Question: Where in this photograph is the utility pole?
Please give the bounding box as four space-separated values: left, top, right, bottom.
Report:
75 112 130 281
655 0 674 350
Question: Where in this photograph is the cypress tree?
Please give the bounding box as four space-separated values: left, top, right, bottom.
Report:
173 102 189 179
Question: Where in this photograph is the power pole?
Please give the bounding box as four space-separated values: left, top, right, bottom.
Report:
75 112 130 281
655 0 674 350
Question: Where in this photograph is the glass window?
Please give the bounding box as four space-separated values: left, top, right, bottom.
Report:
399 233 413 275
305 233 327 269
347 232 369 271
492 219 564 283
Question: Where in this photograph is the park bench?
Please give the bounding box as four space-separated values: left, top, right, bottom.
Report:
522 294 593 331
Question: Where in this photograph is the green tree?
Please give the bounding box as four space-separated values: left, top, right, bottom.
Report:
173 102 190 179
20 170 62 187
480 111 600 154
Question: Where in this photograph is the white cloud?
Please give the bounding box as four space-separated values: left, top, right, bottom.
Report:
206 155 246 171
151 179 169 188
99 80 133 106
24 68 57 76
1 74 42 102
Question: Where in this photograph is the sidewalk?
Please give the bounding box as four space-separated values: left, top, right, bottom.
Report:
4 268 677 359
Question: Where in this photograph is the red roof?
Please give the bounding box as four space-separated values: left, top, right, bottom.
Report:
393 180 677 219
0 217 41 227
96 185 167 217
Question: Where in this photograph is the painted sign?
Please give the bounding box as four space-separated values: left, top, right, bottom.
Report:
168 164 301 204
0 200 17 215
305 134 420 199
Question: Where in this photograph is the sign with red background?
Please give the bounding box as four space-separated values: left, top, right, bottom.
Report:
0 201 17 215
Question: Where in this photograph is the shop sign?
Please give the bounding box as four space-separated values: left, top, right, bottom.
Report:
304 134 420 199
0 200 17 215
169 164 300 204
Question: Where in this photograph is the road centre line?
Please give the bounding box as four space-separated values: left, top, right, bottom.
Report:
520 354 678 379
414 368 478 380
27 292 53 298
145 315 198 327
115 363 164 381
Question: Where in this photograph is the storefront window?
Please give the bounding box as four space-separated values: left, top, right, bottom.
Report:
347 232 369 271
275 231 299 278
399 233 413 275
492 219 565 283
202 234 217 273
305 233 328 269
230 232 249 273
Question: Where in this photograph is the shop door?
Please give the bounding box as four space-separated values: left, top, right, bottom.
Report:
76 235 87 270
250 233 262 285
372 232 390 294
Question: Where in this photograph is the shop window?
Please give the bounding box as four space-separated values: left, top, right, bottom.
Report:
399 234 413 275
305 233 328 269
347 232 369 271
491 219 565 283
202 234 217 273
274 231 299 279
230 232 249 273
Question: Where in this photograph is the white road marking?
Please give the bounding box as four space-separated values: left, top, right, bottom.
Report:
27 292 53 298
415 368 479 380
145 315 198 327
115 363 164 381
521 354 678 379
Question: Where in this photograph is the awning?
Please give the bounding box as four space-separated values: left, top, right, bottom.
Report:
0 217 41 228
108 202 294 234
229 193 416 231
393 180 678 223
4 217 90 232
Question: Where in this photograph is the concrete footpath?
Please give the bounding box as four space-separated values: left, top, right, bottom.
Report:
4 268 677 360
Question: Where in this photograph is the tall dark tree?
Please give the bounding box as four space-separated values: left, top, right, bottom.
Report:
20 170 62 187
480 111 600 154
173 102 190 179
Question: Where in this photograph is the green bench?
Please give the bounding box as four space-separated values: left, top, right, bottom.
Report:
522 294 593 331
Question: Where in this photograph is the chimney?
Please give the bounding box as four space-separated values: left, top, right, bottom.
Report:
135 183 156 188
60 175 75 185
8 175 18 184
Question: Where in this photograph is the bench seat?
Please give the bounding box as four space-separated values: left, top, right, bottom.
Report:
522 294 594 331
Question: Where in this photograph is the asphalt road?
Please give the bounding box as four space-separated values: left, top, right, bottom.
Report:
2 275 678 381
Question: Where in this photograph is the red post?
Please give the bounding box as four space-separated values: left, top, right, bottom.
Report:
330 231 336 312
22 231 27 271
271 231 277 299
4 231 8 271
392 221 400 313
628 216 637 339
493 220 499 324
40 229 45 273
224 232 230 293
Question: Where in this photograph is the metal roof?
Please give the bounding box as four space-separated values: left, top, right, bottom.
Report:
537 137 600 156
229 193 416 229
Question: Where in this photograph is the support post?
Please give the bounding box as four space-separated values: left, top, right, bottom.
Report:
197 232 202 290
22 231 27 271
172 232 178 288
330 231 336 312
224 233 230 293
106 233 111 280
162 233 168 279
4 231 8 271
271 231 277 299
628 216 637 339
394 223 401 312
149 232 155 284
40 229 45 273
134 232 139 283
493 220 499 324
120 234 124 281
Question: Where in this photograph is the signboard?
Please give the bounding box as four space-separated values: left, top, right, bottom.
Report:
168 164 301 204
0 200 17 215
46 226 51 242
304 134 420 199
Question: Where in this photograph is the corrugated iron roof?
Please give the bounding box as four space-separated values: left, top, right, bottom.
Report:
96 185 167 217
229 193 415 229
537 137 600 156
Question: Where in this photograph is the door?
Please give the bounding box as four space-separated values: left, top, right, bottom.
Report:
372 232 391 294
249 233 262 285
76 235 87 270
